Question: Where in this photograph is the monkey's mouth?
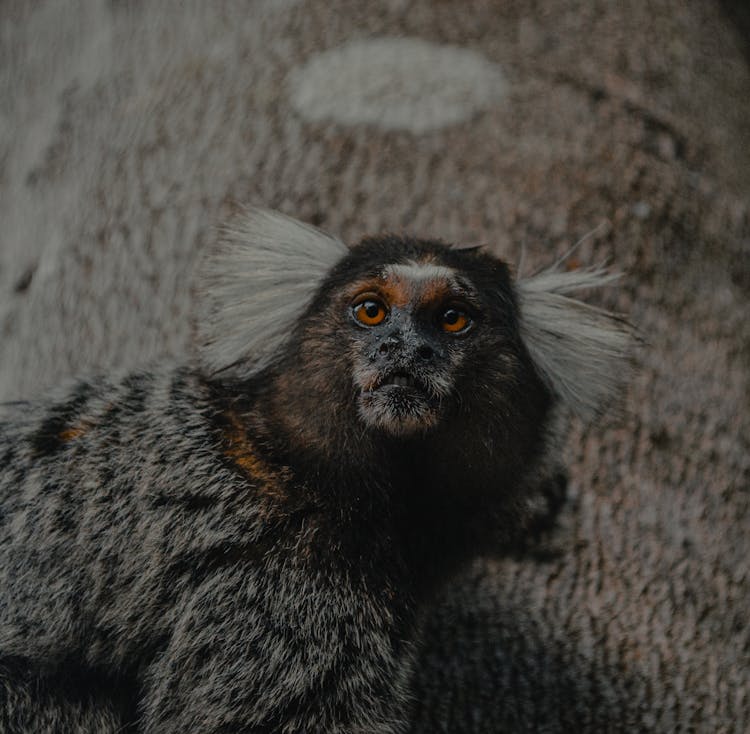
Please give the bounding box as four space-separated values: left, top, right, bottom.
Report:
358 371 439 435
375 372 422 391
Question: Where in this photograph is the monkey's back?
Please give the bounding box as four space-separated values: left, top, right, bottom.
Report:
0 369 246 666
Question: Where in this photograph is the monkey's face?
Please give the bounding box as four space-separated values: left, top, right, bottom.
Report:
286 235 541 447
322 244 523 437
345 262 470 435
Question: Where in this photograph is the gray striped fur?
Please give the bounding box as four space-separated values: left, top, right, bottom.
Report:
0 369 414 732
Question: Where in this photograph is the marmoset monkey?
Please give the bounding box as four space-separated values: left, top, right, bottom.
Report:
0 209 631 733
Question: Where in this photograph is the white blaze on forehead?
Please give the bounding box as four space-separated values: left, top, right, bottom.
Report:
380 261 464 306
385 262 456 283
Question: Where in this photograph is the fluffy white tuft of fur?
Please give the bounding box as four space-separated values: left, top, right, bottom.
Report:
517 265 632 418
195 208 349 379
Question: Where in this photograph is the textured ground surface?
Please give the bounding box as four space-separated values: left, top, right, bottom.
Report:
2 1 749 731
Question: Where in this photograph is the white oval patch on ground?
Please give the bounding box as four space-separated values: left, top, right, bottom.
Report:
287 37 507 133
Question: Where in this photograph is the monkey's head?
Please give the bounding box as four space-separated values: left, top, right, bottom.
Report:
195 209 631 451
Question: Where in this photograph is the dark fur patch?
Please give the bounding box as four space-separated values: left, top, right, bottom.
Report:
222 410 291 501
0 656 140 733
165 542 272 586
150 492 218 511
29 383 95 458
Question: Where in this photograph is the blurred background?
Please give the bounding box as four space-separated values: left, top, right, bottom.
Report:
1 1 749 731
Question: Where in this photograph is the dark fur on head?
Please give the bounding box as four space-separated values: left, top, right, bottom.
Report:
0 208 632 732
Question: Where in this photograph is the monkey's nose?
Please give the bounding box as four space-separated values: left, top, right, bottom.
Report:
378 336 400 356
416 344 434 361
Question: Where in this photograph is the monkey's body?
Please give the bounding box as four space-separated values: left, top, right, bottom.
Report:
0 210 631 732
1 369 418 732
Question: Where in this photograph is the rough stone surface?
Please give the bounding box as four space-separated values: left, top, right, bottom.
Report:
1 1 749 732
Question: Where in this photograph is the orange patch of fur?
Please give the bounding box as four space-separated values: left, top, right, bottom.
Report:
416 279 452 306
348 273 452 311
59 423 90 442
224 411 288 499
347 277 411 308
379 279 412 308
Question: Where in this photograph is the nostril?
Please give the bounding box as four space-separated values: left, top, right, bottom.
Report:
378 342 390 356
417 344 434 361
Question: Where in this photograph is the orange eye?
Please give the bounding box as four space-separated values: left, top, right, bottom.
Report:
440 308 471 333
353 298 387 326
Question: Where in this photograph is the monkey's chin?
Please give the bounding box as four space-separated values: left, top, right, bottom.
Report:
358 385 439 436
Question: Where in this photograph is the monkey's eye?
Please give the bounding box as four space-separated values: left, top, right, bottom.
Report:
352 297 387 326
440 307 471 334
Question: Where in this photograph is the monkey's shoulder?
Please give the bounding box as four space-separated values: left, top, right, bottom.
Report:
0 368 291 514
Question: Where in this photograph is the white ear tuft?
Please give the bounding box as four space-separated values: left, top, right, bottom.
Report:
194 208 349 379
517 265 633 419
